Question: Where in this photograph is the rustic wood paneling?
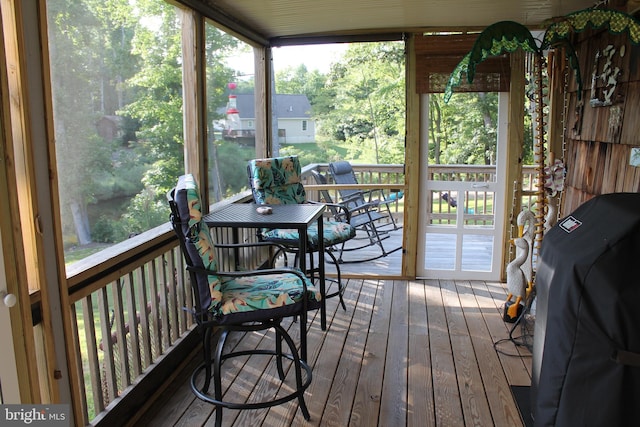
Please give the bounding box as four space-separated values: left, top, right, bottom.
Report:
621 81 640 144
627 43 640 82
559 23 640 216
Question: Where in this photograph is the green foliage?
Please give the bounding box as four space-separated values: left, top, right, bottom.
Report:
90 188 167 243
280 142 342 165
314 42 405 164
48 0 253 256
47 0 136 243
120 188 169 236
276 65 327 104
91 215 127 243
428 92 498 165
204 25 242 132
213 141 255 197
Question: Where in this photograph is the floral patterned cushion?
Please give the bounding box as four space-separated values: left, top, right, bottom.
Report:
249 156 307 205
262 221 356 247
218 274 321 321
175 174 320 320
175 174 220 312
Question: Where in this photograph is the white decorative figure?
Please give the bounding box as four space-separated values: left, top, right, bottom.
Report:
505 237 529 321
517 209 535 291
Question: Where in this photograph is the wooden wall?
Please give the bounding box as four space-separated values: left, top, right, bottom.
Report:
560 26 640 214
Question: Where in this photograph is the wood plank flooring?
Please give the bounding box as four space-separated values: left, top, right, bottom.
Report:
324 226 403 276
136 278 532 427
323 224 495 276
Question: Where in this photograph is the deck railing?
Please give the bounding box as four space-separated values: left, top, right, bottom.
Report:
66 231 186 423
422 164 538 226
69 240 191 421
64 195 263 424
301 163 405 223
57 163 536 424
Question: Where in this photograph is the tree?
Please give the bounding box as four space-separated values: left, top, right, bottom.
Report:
48 0 140 245
443 92 497 165
203 25 242 202
276 65 327 102
49 0 245 248
428 92 498 165
317 42 405 164
429 95 445 164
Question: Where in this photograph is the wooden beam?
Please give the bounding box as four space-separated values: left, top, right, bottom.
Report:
175 0 269 46
253 46 269 157
403 34 420 278
502 50 525 281
181 9 204 185
0 1 38 403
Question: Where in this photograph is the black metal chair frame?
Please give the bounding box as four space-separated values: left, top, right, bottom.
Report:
168 182 318 427
321 164 403 263
261 209 348 311
329 161 402 231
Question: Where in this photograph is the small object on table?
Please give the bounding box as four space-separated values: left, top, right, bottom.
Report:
256 206 272 215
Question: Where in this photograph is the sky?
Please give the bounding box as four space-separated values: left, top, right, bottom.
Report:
227 43 350 78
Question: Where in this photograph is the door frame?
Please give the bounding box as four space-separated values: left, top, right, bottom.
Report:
0 229 21 403
0 0 35 402
417 92 508 280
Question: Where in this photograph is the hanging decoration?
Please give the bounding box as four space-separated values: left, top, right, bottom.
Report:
589 44 625 107
543 159 566 197
444 21 538 103
543 8 640 45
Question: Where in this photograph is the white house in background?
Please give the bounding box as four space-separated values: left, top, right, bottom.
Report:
220 94 316 144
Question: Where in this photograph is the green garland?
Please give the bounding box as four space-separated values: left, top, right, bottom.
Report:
444 8 640 103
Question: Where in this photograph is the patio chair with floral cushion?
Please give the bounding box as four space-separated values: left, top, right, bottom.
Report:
247 156 356 314
168 174 321 427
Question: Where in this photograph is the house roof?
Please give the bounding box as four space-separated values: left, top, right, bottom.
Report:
226 94 312 119
196 0 596 42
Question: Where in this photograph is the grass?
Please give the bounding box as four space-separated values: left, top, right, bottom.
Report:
65 243 113 265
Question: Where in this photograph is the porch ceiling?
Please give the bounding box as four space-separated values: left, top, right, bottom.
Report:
198 0 595 41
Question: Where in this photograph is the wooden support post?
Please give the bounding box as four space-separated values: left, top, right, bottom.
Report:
502 50 525 280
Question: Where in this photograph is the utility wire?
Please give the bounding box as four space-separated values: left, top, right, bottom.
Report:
494 289 536 357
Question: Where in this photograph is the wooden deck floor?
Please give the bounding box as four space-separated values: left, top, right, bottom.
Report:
137 278 533 427
323 222 495 277
324 225 403 276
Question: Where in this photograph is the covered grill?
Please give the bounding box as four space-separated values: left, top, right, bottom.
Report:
532 193 640 426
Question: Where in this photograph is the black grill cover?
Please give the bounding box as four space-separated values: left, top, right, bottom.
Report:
532 193 640 427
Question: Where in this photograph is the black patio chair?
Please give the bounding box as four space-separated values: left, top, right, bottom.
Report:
312 168 402 263
329 160 402 232
168 174 321 427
